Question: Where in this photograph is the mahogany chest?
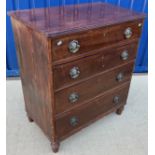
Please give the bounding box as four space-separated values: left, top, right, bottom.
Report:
8 2 145 153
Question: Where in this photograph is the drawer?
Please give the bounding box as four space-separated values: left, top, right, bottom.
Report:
55 62 134 114
52 19 143 61
56 82 130 139
54 42 138 89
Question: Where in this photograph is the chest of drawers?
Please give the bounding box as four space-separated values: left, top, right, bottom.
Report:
8 2 145 153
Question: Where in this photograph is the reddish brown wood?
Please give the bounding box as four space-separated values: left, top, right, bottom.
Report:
53 42 138 89
56 82 130 139
51 141 60 153
52 20 143 61
55 62 134 114
8 2 145 153
53 38 140 66
8 2 145 38
10 17 58 150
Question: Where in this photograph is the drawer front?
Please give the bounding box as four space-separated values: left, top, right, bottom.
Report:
56 83 130 139
55 62 134 114
54 42 138 89
52 19 143 61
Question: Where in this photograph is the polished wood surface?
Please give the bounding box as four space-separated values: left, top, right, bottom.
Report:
56 82 130 139
54 42 138 89
8 2 145 37
11 17 58 149
52 20 142 61
9 2 145 153
55 62 134 114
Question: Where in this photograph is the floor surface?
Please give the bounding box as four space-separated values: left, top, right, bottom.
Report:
6 75 148 155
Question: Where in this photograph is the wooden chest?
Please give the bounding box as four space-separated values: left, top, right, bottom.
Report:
8 2 145 153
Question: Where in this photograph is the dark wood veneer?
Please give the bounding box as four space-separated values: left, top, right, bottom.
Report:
55 62 134 114
54 43 138 89
11 17 56 143
56 82 130 139
52 20 142 61
9 2 145 153
8 2 145 37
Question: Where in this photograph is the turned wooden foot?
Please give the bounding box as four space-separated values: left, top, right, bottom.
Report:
116 106 124 115
51 142 60 153
27 115 33 122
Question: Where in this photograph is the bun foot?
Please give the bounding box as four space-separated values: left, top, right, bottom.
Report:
116 106 124 115
27 115 33 122
51 142 60 153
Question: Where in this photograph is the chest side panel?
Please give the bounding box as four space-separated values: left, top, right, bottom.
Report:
11 17 54 140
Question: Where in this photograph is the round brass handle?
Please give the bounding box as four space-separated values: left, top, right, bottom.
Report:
124 27 132 39
68 93 79 103
70 116 79 127
113 96 120 104
68 40 80 53
116 72 124 82
69 66 80 79
121 50 129 60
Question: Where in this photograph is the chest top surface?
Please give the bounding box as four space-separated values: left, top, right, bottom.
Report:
8 2 145 37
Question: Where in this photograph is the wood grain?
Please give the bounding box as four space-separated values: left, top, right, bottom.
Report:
54 42 138 89
52 20 143 61
8 2 145 152
11 17 57 146
56 82 130 139
8 2 145 37
55 62 134 114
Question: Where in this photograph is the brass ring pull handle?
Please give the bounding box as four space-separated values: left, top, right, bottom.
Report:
68 93 79 103
69 66 80 79
68 40 80 53
70 116 79 127
116 72 124 82
124 27 132 39
121 50 129 60
113 96 120 104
